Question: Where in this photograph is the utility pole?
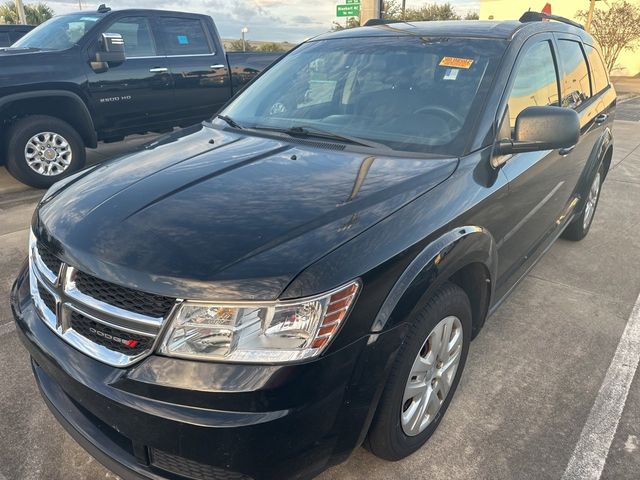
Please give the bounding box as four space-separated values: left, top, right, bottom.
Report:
401 0 406 19
585 0 598 32
241 26 248 52
14 0 27 25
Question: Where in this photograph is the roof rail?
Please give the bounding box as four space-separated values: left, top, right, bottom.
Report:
363 19 402 27
519 11 584 30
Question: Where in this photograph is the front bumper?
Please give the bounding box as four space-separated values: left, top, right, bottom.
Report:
11 262 406 480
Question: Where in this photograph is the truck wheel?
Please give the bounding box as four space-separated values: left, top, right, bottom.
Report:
5 115 86 189
366 282 472 460
562 166 603 241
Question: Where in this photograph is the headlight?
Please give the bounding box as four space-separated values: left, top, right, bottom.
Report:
158 280 360 363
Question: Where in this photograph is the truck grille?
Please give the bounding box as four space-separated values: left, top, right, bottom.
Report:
29 236 177 367
150 448 252 480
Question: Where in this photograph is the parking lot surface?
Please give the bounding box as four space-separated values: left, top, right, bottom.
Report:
1 110 640 479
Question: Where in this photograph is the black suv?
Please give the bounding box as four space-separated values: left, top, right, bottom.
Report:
12 13 615 480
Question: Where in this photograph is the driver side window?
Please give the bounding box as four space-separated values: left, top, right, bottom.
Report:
507 41 560 131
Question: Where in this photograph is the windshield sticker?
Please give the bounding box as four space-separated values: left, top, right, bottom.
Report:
443 68 459 81
439 57 474 69
177 35 189 45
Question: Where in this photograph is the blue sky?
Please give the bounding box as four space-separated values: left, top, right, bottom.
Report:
43 0 482 42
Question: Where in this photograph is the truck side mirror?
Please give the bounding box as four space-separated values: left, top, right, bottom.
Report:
90 33 126 73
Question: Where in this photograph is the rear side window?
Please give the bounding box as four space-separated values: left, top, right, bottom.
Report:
507 41 559 128
557 40 591 109
157 17 212 55
106 17 156 57
584 44 609 94
0 32 10 46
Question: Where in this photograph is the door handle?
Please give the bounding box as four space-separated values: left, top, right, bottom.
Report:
559 145 576 156
149 67 168 73
594 113 608 124
210 64 225 69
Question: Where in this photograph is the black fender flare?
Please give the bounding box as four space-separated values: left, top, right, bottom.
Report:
371 226 497 335
0 90 98 148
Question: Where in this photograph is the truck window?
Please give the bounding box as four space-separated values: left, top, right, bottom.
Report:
106 17 155 57
157 17 212 56
507 41 559 128
557 40 591 109
12 14 100 50
584 44 610 94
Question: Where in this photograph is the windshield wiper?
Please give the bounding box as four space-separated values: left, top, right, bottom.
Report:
216 114 243 130
253 125 388 150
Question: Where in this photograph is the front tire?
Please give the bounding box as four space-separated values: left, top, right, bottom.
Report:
5 115 86 189
562 166 603 241
366 283 472 461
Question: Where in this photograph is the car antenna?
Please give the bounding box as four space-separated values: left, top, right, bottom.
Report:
97 4 111 13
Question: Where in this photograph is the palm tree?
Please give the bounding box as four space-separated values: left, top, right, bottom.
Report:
0 1 53 25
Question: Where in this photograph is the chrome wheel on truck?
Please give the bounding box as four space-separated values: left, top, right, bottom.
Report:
24 131 73 176
4 115 86 189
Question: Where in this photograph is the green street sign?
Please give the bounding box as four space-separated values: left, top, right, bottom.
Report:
336 4 360 16
345 0 360 4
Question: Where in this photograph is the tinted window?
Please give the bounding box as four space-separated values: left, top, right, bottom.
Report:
157 17 211 55
507 41 559 128
12 14 100 50
223 37 507 155
558 40 591 109
0 32 10 47
584 44 609 94
106 17 155 57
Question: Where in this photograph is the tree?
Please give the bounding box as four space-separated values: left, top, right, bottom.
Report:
576 1 640 72
465 11 479 20
259 42 287 52
226 39 256 52
0 1 53 25
331 16 360 31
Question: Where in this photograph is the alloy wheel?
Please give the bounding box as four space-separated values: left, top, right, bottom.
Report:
583 171 601 231
24 131 73 176
401 315 463 436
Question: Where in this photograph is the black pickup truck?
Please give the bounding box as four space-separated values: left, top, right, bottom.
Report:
0 24 35 47
0 5 282 188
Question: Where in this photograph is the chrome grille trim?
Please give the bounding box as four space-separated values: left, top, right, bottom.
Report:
28 231 177 367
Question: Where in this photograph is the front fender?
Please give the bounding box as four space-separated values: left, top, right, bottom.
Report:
372 226 497 334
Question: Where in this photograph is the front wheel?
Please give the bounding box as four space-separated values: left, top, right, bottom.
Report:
4 115 86 189
562 167 603 241
366 283 472 460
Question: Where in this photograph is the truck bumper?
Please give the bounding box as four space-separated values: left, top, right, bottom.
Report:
11 262 406 480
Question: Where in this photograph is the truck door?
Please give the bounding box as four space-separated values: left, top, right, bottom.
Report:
155 15 232 125
85 15 174 137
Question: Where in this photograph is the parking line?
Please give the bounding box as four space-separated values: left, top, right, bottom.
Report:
562 291 640 480
0 322 15 337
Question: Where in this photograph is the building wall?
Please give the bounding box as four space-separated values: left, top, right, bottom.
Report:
479 0 640 76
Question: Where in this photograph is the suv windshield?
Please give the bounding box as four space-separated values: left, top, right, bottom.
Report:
12 14 100 50
222 36 506 155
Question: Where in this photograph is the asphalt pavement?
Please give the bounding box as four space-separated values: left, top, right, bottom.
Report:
1 110 640 480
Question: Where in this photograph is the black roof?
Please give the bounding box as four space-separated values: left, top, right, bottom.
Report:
314 19 591 43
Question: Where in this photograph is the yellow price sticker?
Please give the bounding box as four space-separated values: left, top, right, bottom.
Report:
439 57 474 69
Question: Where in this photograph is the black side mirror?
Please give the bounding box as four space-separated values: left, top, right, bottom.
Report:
496 106 580 156
90 33 126 72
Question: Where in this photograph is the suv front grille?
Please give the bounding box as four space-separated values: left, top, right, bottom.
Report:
38 283 57 313
37 242 62 275
29 238 177 367
150 448 252 480
69 311 153 355
75 270 176 318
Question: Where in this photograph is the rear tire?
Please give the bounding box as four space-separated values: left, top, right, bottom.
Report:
5 115 86 189
366 282 472 461
562 165 604 241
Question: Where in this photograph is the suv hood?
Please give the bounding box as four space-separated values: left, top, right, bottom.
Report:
36 124 457 301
